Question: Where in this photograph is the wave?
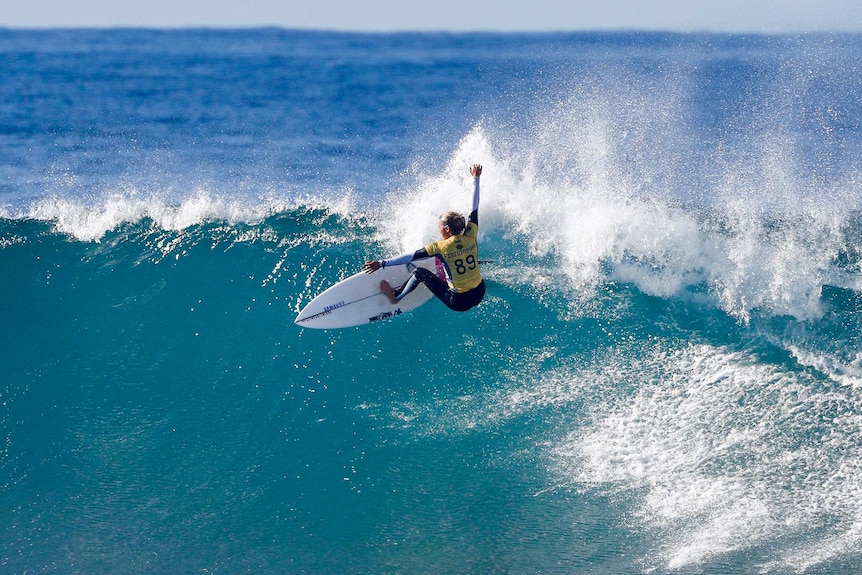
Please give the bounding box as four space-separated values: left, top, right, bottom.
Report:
4 167 859 387
5 126 862 326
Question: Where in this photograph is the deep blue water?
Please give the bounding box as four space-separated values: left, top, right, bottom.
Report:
3 28 862 574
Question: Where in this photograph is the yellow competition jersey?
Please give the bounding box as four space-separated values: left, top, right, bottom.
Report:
424 222 482 292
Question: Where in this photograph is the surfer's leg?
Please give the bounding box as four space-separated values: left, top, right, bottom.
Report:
383 267 454 306
410 267 456 305
393 274 421 300
417 271 485 312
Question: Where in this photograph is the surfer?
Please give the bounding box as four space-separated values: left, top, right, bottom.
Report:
362 164 486 312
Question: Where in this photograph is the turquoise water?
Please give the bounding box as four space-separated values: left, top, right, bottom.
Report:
3 29 862 574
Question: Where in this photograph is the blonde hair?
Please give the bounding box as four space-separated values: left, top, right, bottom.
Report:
440 211 466 235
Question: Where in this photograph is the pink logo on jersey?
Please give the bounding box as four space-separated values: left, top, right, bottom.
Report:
434 257 447 281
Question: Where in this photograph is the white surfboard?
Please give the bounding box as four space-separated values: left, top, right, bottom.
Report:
295 258 448 329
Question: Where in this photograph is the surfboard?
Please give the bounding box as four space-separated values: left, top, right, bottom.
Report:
294 258 448 329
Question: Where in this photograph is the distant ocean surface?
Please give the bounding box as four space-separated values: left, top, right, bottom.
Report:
3 28 862 574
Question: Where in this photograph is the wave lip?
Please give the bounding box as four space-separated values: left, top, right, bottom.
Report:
8 188 361 242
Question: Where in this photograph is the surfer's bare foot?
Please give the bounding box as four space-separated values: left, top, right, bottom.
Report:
380 280 399 304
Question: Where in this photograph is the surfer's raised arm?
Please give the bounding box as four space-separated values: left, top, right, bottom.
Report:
361 163 486 313
469 163 481 225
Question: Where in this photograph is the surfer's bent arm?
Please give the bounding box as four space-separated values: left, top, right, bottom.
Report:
383 249 428 268
362 249 429 274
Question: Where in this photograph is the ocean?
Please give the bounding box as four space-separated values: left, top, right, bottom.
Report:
2 28 862 574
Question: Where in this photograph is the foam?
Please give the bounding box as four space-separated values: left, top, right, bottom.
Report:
787 345 862 389
551 343 862 571
375 126 499 255
19 187 360 243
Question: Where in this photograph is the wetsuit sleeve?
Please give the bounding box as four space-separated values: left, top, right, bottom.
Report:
468 176 480 225
382 248 429 268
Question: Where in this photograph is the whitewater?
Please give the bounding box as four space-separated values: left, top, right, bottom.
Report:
2 29 862 574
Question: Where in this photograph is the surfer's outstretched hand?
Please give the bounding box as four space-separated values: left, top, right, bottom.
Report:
362 260 381 274
470 164 482 177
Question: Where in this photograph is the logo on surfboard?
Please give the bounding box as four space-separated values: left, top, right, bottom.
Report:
369 308 403 322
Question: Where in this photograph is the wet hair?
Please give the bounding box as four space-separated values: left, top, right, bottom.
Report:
440 211 466 235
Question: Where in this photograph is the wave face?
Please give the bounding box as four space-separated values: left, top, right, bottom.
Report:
3 29 862 574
